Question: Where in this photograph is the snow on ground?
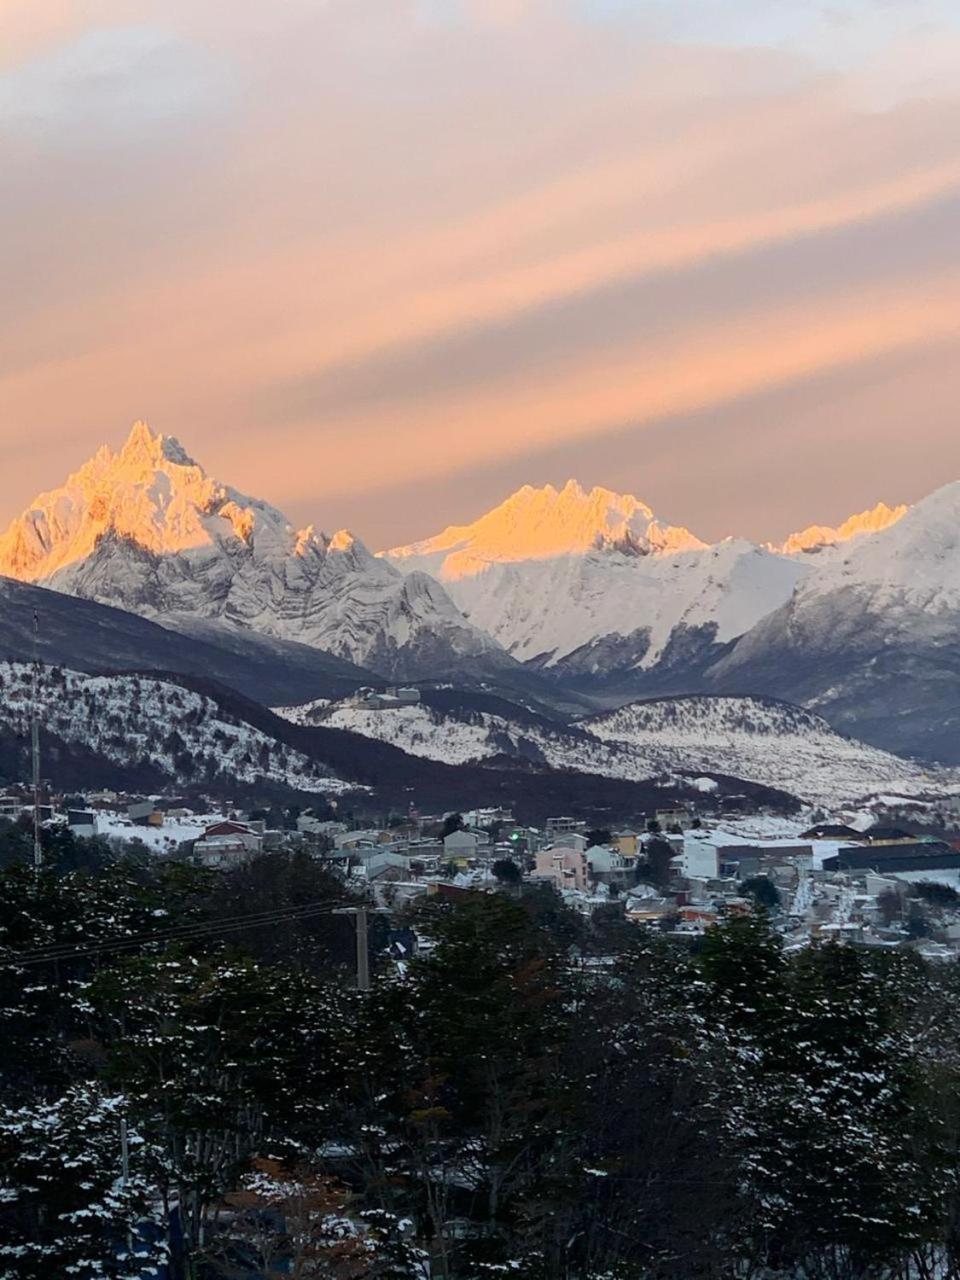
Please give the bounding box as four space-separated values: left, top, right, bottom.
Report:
273 697 329 726
307 700 660 779
585 696 960 809
91 811 219 854
312 704 500 766
283 691 960 810
0 662 350 793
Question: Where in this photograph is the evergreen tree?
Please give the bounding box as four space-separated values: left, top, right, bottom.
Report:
0 1084 166 1280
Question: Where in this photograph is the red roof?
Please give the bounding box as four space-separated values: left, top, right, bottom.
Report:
204 820 252 838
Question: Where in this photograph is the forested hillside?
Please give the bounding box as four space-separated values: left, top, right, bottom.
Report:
2 848 959 1279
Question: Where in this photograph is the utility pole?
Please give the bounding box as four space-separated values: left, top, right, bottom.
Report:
31 610 42 873
120 1116 133 1254
355 904 370 992
335 904 372 990
120 1115 130 1184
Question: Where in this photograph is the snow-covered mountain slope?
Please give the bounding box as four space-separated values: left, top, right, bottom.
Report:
385 482 807 673
275 696 330 726
774 502 907 556
0 662 351 793
278 692 628 775
0 423 504 681
0 575 377 708
582 696 957 808
276 689 957 808
708 482 960 763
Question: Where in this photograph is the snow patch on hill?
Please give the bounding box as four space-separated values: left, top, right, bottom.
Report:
273 697 330 726
584 696 957 808
280 691 959 808
0 663 350 792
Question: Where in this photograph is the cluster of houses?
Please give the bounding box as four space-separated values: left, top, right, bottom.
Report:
625 820 960 958
7 779 960 957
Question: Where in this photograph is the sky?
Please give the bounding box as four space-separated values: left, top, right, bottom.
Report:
2 0 960 548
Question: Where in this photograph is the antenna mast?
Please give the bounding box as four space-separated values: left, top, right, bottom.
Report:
31 610 42 872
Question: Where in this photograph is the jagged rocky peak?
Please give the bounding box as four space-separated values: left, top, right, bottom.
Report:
120 418 194 467
0 420 303 580
385 478 705 580
776 501 907 555
0 422 505 678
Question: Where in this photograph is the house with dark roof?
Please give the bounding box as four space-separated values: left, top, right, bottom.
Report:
863 826 917 844
193 820 263 869
799 823 862 841
823 842 960 875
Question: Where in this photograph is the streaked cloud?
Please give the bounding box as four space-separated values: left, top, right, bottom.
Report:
1 0 959 547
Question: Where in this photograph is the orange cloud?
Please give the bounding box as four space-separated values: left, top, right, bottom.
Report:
227 271 960 507
2 1 960 546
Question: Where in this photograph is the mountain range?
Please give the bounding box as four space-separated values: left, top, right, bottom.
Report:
0 422 957 766
282 688 956 810
385 479 960 761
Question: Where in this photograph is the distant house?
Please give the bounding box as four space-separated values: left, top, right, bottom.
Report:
193 820 263 869
462 806 515 829
613 832 640 858
626 896 678 924
0 795 24 820
356 686 421 710
444 830 480 857
337 828 395 850
390 687 421 705
585 845 625 875
719 844 813 878
679 838 721 880
531 847 589 892
298 815 347 837
127 801 163 827
67 809 97 838
553 831 588 852
655 808 691 831
800 822 863 841
863 826 917 845
366 854 413 881
545 816 585 837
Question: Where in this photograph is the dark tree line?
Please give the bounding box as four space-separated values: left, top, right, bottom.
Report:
2 849 960 1278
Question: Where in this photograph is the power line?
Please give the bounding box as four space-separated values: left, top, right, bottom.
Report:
8 896 358 963
17 895 355 959
5 902 352 968
1 896 362 968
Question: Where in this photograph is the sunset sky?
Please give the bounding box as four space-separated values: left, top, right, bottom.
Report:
3 0 960 547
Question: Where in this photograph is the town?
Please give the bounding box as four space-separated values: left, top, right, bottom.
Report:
7 781 960 963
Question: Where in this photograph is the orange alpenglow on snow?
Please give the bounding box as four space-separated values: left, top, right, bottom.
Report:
0 422 254 579
386 480 705 582
776 502 908 555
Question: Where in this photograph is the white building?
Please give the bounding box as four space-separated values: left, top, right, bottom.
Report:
679 837 721 880
444 830 480 857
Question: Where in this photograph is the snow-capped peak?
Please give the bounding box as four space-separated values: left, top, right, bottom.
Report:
119 419 195 468
0 419 303 580
0 423 505 678
802 480 960 606
384 479 705 581
776 501 907 556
